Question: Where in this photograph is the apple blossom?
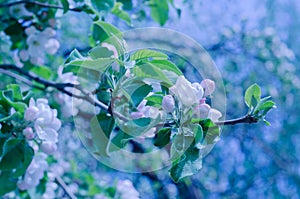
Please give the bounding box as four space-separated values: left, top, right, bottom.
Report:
201 79 216 96
170 76 198 106
162 95 175 113
208 108 222 122
116 180 140 199
22 127 35 140
17 152 48 190
130 100 161 119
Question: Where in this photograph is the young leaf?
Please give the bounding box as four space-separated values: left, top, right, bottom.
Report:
244 83 261 108
111 2 131 25
148 0 169 26
6 84 22 101
65 49 84 64
30 65 52 80
0 138 25 171
169 143 202 183
153 127 171 148
132 62 173 87
108 130 133 152
64 58 115 74
131 84 153 107
0 171 17 196
130 49 169 61
89 46 114 59
60 0 70 13
149 60 183 76
91 0 115 13
90 112 115 156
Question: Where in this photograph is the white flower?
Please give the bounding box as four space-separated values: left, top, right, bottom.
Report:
169 76 198 106
24 98 61 153
116 180 140 199
24 26 60 65
45 38 60 54
40 142 57 155
208 108 222 122
162 95 175 113
17 152 48 190
130 100 161 119
24 98 39 121
191 82 204 100
201 79 215 96
23 127 35 140
194 103 211 118
42 182 58 199
19 50 29 61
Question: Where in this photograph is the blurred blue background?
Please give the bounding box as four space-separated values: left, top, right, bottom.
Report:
55 0 300 198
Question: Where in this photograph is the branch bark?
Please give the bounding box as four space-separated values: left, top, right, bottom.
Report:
0 0 83 12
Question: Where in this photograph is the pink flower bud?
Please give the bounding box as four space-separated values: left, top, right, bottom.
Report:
130 111 144 119
23 127 35 140
201 79 215 96
162 95 175 113
40 142 57 155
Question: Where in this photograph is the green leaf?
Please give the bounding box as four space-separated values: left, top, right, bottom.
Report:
91 0 114 13
154 127 171 148
60 0 70 13
92 21 125 56
169 143 202 183
149 60 183 76
0 91 27 114
111 2 131 25
149 0 169 26
0 138 25 171
6 84 22 101
65 49 84 64
89 46 114 59
131 84 153 107
257 100 276 111
132 62 173 87
90 112 115 156
11 145 34 178
108 130 133 152
0 171 17 196
30 65 52 80
64 58 115 74
198 119 220 145
190 124 203 148
130 49 168 61
145 93 163 107
244 83 261 108
116 0 133 10
92 21 123 43
133 118 151 127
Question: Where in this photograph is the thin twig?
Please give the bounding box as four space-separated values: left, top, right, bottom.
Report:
55 176 77 199
215 115 259 126
0 0 83 12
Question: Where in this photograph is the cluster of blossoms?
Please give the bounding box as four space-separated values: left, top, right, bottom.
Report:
24 98 61 154
166 76 222 122
116 180 140 199
16 26 60 66
17 98 62 192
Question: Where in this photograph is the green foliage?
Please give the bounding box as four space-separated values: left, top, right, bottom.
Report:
244 84 276 125
91 0 115 15
130 49 169 61
153 127 171 148
148 0 169 26
60 0 70 14
90 112 115 156
111 2 131 25
30 65 53 80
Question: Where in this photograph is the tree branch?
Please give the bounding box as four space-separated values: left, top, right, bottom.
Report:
0 0 83 12
215 115 259 126
55 176 77 199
